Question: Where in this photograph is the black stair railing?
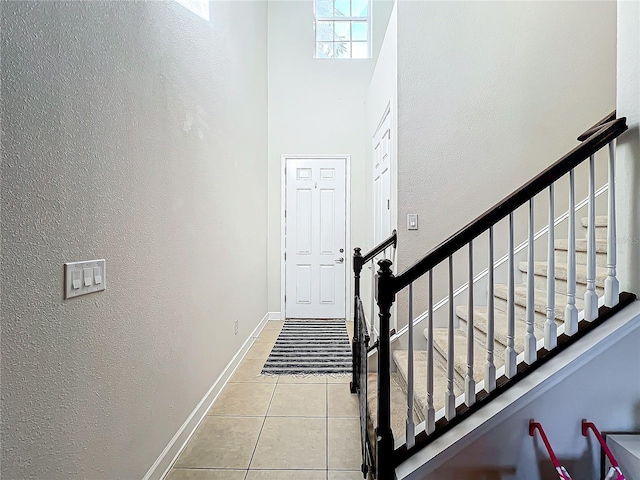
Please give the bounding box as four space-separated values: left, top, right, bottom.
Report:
362 114 635 479
351 230 397 395
351 230 397 477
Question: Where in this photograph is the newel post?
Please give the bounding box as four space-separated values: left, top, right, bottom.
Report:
376 258 395 479
351 247 364 394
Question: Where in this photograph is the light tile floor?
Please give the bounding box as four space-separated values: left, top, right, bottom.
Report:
166 320 363 480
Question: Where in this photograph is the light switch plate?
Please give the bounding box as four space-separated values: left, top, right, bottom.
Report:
65 259 106 299
407 214 418 230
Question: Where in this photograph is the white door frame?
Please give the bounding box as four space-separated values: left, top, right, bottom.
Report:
372 100 397 246
281 154 351 320
372 100 398 333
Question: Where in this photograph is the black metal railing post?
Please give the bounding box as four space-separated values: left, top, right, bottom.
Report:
376 258 395 480
351 247 364 394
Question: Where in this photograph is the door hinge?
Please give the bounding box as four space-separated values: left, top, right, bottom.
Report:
387 199 390 210
284 252 287 260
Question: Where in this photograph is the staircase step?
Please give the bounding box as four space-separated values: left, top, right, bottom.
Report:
430 327 500 391
519 260 606 296
494 284 572 326
392 349 456 421
581 215 608 239
555 238 608 268
455 305 545 355
366 371 418 444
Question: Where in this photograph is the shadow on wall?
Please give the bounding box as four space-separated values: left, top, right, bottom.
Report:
532 437 596 480
446 466 517 480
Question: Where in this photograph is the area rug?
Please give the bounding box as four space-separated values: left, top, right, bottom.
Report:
261 319 352 375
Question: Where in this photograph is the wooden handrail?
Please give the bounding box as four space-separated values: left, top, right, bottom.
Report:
361 229 397 264
577 110 616 141
392 117 628 294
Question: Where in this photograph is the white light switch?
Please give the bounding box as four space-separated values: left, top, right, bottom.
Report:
407 214 418 230
93 267 102 285
83 268 92 287
72 271 81 289
65 259 106 299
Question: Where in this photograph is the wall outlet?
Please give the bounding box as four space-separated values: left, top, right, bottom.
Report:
234 319 239 335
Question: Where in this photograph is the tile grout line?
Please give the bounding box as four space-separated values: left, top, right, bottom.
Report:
245 330 280 478
326 377 329 480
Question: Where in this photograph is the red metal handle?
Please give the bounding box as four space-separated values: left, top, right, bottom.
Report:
582 420 625 479
529 420 573 480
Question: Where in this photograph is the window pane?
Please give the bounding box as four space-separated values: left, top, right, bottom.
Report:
317 21 334 41
316 0 333 17
352 0 369 17
334 41 351 58
317 42 334 58
334 21 351 41
351 41 369 58
334 0 350 16
352 21 367 41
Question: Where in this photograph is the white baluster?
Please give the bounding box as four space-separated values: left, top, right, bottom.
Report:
446 256 456 420
585 155 598 321
370 259 376 339
564 169 578 335
605 141 619 307
465 242 475 406
426 270 435 434
525 199 536 364
485 226 496 392
406 283 415 448
506 212 517 378
545 184 558 349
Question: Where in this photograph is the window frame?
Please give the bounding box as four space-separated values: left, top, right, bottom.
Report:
313 0 372 60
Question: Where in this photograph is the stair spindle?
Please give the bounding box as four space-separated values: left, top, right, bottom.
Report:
485 226 496 392
406 283 415 448
564 169 578 335
525 198 537 364
506 213 517 378
370 259 376 339
605 141 619 307
465 242 475 406
446 256 456 420
585 155 598 321
426 270 435 434
545 184 558 349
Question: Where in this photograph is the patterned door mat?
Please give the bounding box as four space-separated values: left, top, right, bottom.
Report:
261 319 352 375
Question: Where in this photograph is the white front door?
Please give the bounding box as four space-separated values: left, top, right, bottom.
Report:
284 157 347 319
373 110 392 246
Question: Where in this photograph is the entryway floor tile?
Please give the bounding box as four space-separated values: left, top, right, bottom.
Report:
174 416 263 469
328 418 361 470
166 469 247 480
207 382 275 416
166 320 361 480
245 470 326 480
328 471 364 480
250 417 327 470
267 383 326 417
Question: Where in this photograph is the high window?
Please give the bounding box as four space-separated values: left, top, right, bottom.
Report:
175 0 209 21
314 0 371 59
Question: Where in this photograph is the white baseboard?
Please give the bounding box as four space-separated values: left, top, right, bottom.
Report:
142 311 271 480
267 311 281 320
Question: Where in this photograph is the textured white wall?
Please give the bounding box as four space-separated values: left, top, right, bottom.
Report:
415 315 640 480
266 0 394 314
362 3 398 321
0 1 267 479
390 1 616 325
616 0 640 296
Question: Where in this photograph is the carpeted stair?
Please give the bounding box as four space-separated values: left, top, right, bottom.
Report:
389 215 609 442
